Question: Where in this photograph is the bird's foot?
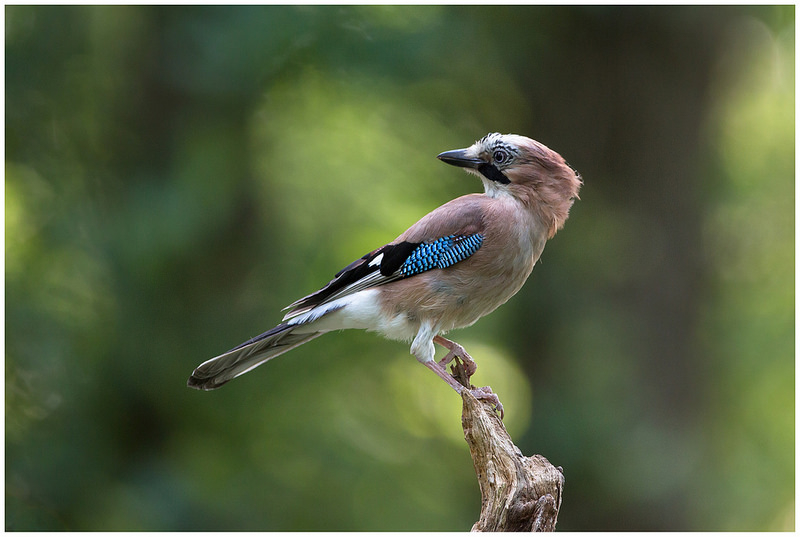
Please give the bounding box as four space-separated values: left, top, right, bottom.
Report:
433 335 477 378
426 336 504 419
470 385 505 420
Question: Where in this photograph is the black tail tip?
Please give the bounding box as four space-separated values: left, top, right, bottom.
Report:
186 375 207 390
187 375 227 391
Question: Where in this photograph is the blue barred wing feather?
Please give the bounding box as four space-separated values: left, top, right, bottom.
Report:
399 234 484 277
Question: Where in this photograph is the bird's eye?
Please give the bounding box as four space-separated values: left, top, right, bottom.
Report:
493 149 510 165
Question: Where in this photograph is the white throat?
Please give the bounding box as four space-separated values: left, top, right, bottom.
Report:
464 167 512 199
480 177 513 199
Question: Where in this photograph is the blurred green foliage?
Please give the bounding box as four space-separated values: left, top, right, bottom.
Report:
5 5 794 531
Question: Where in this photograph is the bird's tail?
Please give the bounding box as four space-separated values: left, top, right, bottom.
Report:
187 324 324 390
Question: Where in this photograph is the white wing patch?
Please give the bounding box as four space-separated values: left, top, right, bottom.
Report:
368 253 384 267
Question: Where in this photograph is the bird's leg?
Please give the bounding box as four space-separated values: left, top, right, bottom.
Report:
424 359 505 419
432 335 504 419
433 335 477 377
424 360 470 394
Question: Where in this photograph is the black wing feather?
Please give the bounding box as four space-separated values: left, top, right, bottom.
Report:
282 242 419 319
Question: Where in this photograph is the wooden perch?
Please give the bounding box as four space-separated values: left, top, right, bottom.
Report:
451 360 565 532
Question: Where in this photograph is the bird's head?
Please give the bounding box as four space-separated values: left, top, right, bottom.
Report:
438 132 582 238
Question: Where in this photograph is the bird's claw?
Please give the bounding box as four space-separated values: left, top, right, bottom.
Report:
470 385 505 419
437 339 477 378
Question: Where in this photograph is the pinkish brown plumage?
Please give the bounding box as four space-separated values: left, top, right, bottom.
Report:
188 133 581 414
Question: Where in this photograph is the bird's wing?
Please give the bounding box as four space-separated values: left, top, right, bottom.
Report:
282 196 486 321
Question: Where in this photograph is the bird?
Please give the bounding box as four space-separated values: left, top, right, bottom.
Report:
188 133 581 414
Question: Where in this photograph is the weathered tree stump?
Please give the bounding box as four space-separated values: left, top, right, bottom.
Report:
458 384 565 531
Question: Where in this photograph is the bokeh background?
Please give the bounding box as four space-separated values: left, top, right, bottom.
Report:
5 5 794 531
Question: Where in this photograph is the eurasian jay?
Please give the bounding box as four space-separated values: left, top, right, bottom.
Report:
188 133 581 413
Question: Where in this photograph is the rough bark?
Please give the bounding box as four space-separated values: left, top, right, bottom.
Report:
459 389 565 532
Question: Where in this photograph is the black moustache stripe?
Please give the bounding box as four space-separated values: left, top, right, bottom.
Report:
478 163 510 185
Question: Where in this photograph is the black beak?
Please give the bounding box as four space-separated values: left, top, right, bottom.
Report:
436 149 484 169
437 148 510 185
